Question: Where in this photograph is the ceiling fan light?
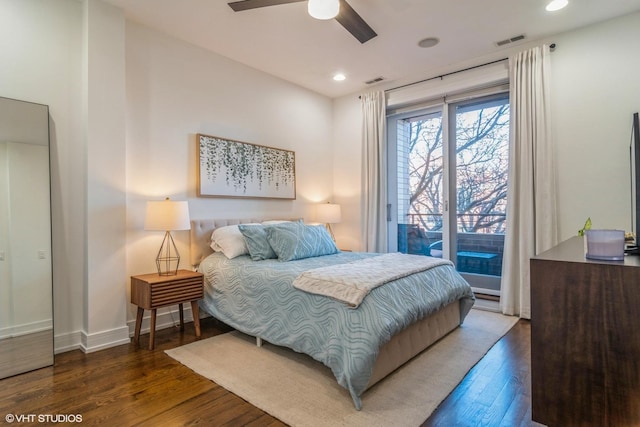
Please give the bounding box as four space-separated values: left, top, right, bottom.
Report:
308 0 340 20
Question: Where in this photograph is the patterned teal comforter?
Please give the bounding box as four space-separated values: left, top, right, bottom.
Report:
198 251 475 410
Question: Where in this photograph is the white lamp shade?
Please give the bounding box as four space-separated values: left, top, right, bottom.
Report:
317 203 341 224
144 199 191 231
308 0 340 20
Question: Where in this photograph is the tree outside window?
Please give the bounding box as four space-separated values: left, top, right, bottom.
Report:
402 102 510 235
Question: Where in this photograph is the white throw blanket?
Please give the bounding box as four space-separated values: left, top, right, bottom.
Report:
293 253 453 308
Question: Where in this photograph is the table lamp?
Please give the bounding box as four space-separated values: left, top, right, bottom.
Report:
317 202 341 242
144 198 191 275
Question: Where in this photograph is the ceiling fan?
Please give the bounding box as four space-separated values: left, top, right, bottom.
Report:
227 0 377 44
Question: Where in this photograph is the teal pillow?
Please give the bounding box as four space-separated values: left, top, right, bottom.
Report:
238 224 278 260
266 222 339 261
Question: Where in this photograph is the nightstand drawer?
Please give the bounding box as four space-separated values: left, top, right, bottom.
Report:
131 270 204 309
148 278 203 308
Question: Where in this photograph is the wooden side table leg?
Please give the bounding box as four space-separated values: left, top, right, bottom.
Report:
179 303 185 332
149 309 157 350
134 307 144 345
191 300 201 337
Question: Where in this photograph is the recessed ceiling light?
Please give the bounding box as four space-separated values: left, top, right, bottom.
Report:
546 0 568 12
333 73 346 82
418 37 440 48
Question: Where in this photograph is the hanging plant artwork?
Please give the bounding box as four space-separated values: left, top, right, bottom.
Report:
197 134 296 199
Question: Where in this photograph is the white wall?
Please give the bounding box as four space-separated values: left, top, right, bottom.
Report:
332 96 364 251
333 12 640 249
124 23 334 331
551 12 640 239
83 0 129 352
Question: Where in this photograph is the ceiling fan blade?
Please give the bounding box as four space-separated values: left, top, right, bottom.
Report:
229 0 377 44
335 0 377 44
228 0 305 12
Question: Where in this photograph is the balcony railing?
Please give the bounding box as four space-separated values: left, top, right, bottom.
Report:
406 213 507 234
399 213 506 276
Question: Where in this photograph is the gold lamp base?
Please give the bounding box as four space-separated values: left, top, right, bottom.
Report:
325 223 336 242
156 231 180 276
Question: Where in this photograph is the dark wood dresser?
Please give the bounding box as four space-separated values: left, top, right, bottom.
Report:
530 236 640 426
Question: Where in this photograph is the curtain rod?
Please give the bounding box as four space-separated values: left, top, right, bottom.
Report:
369 43 557 96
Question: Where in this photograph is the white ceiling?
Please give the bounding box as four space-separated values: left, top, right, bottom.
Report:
103 0 640 98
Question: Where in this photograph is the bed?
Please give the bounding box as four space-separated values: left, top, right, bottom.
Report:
190 218 475 410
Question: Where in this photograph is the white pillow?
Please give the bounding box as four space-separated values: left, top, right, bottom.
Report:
261 220 293 225
210 224 259 259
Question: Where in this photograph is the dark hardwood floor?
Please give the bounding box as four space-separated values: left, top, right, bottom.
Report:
0 315 531 426
423 318 532 427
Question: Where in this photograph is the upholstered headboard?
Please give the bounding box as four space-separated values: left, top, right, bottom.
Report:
189 218 300 267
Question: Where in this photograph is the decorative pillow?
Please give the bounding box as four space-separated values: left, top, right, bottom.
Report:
238 224 278 261
266 222 339 262
238 220 304 260
211 224 259 259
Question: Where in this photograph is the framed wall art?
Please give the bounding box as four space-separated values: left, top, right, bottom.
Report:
197 133 296 199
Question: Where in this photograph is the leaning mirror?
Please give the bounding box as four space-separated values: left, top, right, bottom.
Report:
0 96 53 379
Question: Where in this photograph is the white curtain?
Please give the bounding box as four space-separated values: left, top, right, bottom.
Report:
501 45 558 318
361 91 388 252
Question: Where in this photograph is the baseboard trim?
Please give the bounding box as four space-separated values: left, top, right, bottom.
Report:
54 330 83 354
0 319 53 340
80 326 130 354
471 286 501 297
472 299 501 313
53 307 200 354
126 306 196 337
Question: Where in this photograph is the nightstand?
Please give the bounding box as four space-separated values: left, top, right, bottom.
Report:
131 269 204 350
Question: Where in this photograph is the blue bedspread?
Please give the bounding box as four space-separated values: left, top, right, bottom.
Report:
198 251 475 409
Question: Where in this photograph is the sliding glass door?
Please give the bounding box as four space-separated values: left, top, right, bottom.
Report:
387 93 509 295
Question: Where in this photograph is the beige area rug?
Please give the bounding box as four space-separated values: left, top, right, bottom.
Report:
166 309 518 427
